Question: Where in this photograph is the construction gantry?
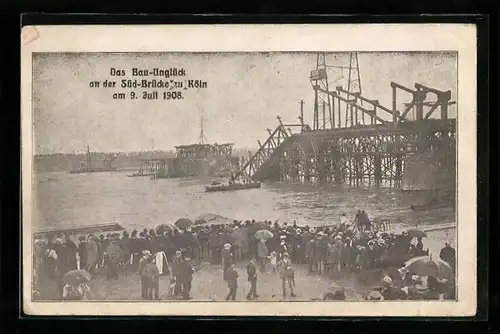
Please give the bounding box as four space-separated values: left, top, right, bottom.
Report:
238 52 456 191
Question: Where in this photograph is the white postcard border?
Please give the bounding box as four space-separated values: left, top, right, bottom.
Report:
21 24 477 316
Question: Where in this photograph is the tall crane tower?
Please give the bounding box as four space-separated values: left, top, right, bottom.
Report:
310 52 363 130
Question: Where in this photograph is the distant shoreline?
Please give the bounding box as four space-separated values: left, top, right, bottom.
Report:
34 149 255 173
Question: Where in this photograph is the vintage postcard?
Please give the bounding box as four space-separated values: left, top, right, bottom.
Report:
21 24 477 316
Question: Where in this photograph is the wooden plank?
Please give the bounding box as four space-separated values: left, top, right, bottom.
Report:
33 223 125 238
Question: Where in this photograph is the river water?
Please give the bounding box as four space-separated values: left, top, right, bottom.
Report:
34 171 455 233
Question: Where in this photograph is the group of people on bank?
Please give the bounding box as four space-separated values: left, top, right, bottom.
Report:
32 210 456 301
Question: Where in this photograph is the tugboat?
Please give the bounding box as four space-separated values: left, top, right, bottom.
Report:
205 175 261 193
127 164 150 177
69 145 117 174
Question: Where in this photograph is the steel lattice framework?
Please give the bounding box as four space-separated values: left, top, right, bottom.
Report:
174 143 234 177
279 120 455 186
238 78 456 189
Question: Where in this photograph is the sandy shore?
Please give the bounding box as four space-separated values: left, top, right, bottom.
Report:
87 262 374 302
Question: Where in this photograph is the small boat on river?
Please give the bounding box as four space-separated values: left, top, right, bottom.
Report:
69 145 118 174
205 181 261 192
128 172 150 177
127 165 151 177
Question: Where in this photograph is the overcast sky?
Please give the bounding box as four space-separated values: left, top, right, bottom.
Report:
33 52 457 154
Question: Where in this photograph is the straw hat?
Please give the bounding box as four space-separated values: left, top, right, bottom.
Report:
415 284 428 292
398 267 409 276
381 275 393 287
366 291 384 301
280 235 287 239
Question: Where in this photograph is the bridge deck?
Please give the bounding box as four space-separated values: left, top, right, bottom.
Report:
290 119 456 141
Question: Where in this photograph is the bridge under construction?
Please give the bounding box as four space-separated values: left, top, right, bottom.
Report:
236 52 456 191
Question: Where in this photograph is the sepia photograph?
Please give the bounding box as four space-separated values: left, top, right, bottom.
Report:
21 24 477 316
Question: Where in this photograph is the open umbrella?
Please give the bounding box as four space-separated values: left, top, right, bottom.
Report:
175 218 193 230
155 223 176 235
254 229 274 241
404 256 453 279
252 221 269 230
62 270 92 286
405 228 427 238
194 219 208 226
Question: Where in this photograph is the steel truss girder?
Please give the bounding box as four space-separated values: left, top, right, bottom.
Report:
237 124 291 178
279 127 455 186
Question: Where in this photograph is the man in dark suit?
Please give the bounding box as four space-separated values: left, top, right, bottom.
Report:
224 262 238 301
246 257 259 300
179 255 195 300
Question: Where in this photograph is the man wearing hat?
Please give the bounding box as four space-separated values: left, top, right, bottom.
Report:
105 234 123 281
292 229 303 264
306 237 316 274
380 275 405 300
178 254 195 300
278 253 296 298
224 262 239 301
340 213 349 231
77 236 87 271
277 236 289 261
256 238 269 273
142 253 160 300
137 250 152 299
246 257 259 300
171 250 183 296
222 243 233 280
439 241 456 272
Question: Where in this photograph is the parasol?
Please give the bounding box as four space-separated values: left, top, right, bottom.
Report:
196 213 233 225
404 255 453 279
194 219 208 226
155 223 177 235
62 270 92 286
252 221 269 230
175 218 193 230
405 228 427 238
254 229 274 241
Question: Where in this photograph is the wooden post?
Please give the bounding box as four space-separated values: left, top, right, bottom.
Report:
299 100 305 127
338 97 342 128
322 101 326 130
331 95 336 129
392 84 398 127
